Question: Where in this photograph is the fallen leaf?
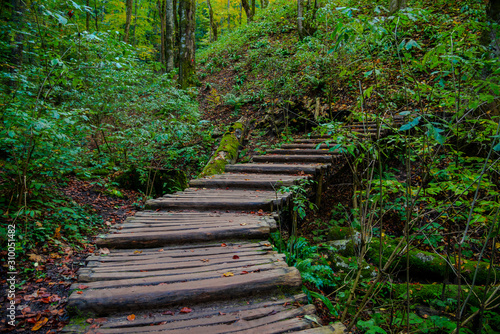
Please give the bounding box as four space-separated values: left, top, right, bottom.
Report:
241 271 249 275
78 285 89 290
240 223 247 226
158 249 164 252
86 319 94 324
162 311 174 316
221 243 227 247
180 307 192 313
28 253 45 263
223 272 234 277
54 226 61 239
233 255 240 259
99 248 110 255
127 314 136 321
32 317 48 331
133 250 142 254
95 318 107 324
219 311 226 315
201 259 209 262
76 291 83 294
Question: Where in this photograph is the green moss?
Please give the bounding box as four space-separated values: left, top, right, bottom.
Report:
200 121 245 177
368 238 499 285
327 226 355 241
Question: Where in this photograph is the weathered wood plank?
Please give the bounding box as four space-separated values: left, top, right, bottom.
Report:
225 163 326 175
252 155 334 163
270 149 339 155
67 267 302 315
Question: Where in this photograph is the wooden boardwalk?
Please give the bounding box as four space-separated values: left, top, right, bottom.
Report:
62 128 387 333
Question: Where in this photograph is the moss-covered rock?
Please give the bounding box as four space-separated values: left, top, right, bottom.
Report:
327 226 356 241
367 237 499 285
330 254 378 279
199 120 246 177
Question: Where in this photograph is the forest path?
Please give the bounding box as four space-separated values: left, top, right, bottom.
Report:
62 123 388 333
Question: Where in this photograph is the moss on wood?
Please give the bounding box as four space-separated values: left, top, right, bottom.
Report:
199 120 246 178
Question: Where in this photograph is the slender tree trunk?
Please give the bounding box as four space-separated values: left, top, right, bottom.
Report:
239 1 242 26
207 0 218 41
157 0 166 70
9 0 24 90
227 0 231 30
174 0 180 67
132 0 138 45
241 0 252 22
260 0 265 9
86 0 90 31
389 0 407 14
179 0 196 88
166 0 175 71
251 0 255 17
95 0 99 31
124 0 133 42
297 0 304 40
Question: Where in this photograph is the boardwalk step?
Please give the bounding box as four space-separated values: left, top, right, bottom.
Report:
280 143 339 149
225 163 328 175
269 149 340 155
252 154 334 163
189 173 310 189
96 213 277 248
63 294 315 333
146 189 291 211
67 264 302 315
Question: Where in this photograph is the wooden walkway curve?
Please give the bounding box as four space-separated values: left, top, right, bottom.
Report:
63 124 390 333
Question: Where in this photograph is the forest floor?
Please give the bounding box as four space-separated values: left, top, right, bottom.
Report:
0 178 140 333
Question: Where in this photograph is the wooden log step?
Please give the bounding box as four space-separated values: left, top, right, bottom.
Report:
87 242 273 263
281 144 338 149
62 294 310 333
96 225 271 248
252 154 334 163
146 189 291 211
85 249 280 269
91 241 272 257
292 139 334 144
73 261 287 290
79 255 284 282
269 149 340 155
189 173 310 189
97 305 316 334
225 163 327 175
67 266 302 315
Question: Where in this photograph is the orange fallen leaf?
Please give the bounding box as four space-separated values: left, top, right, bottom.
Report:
241 271 249 275
221 243 227 247
127 314 136 321
76 291 83 294
86 318 94 324
78 285 89 290
180 307 192 313
32 317 48 331
133 250 142 254
158 249 164 252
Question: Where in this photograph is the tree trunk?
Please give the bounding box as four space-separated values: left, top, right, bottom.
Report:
389 0 407 14
132 0 138 45
157 0 166 70
9 0 24 90
227 0 231 30
251 0 255 17
165 0 175 71
241 0 252 22
95 0 99 31
207 0 218 41
124 0 133 42
178 0 196 89
297 0 304 40
174 0 180 67
86 0 90 31
485 0 500 58
260 0 266 9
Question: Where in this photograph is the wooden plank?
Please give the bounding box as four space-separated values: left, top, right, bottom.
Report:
81 253 284 274
281 144 337 149
92 305 315 334
295 324 345 333
79 256 284 282
96 225 271 248
189 174 308 189
270 149 339 155
225 163 325 175
252 155 333 163
86 250 277 268
73 262 287 290
67 267 302 315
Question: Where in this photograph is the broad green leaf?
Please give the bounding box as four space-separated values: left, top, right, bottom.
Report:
399 116 421 131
